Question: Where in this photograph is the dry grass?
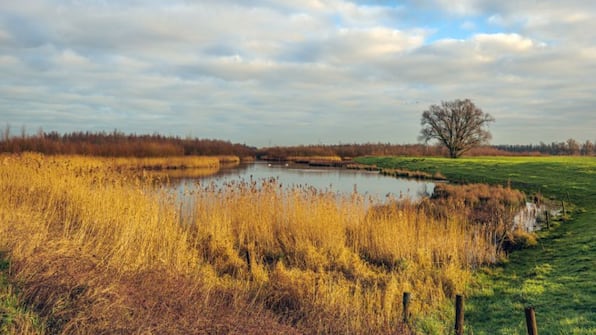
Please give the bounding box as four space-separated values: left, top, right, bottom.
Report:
286 155 343 163
380 168 447 180
89 155 232 179
428 183 529 253
110 155 222 170
0 154 519 334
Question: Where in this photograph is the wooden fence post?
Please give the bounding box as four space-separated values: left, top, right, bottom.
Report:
244 249 251 273
525 307 538 335
455 294 464 335
402 292 411 324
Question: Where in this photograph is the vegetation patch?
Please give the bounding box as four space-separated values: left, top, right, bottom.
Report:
356 155 596 334
380 168 447 180
2 153 593 334
0 153 529 334
0 253 44 335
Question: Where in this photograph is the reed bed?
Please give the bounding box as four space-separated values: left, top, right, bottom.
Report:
146 166 220 179
380 168 447 180
286 155 343 163
109 155 222 170
87 155 230 179
0 154 516 334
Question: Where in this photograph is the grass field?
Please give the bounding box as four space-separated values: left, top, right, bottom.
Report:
356 156 596 334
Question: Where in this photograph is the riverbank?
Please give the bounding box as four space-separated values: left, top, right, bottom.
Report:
355 156 596 334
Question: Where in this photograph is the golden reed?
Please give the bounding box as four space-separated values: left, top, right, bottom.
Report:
1 154 502 334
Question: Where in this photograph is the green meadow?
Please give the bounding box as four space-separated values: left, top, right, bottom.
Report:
356 156 596 334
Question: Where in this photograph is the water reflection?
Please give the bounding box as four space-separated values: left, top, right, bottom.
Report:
172 161 435 201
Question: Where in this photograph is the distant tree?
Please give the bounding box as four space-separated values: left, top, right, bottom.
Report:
419 99 495 158
566 138 580 155
2 124 10 142
582 140 594 156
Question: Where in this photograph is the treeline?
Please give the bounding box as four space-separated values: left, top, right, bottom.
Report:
494 139 595 156
259 143 443 159
258 140 594 159
258 143 517 159
2 126 593 158
0 128 256 157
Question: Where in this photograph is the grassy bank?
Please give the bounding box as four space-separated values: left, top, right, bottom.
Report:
0 153 523 334
356 156 596 334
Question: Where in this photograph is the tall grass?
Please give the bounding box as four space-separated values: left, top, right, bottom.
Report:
110 155 221 170
0 154 517 334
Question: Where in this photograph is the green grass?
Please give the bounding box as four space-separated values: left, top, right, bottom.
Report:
1 252 44 334
356 156 596 335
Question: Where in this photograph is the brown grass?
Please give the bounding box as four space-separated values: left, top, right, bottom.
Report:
285 155 343 164
110 155 222 170
380 168 448 180
0 154 519 334
428 183 529 254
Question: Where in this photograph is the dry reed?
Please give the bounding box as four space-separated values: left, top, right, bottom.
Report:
110 155 221 170
0 154 515 334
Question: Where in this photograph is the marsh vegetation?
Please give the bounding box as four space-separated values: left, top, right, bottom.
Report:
357 156 596 334
0 154 537 334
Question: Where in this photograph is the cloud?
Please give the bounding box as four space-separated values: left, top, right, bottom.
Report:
0 0 595 146
472 33 538 51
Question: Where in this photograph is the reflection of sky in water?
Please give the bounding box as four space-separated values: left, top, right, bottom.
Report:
174 161 435 202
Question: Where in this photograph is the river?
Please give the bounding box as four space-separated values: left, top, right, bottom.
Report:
172 161 435 202
168 161 547 232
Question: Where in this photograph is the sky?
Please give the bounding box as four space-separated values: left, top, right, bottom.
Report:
1 0 595 147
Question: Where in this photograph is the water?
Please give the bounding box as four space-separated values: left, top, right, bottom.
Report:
173 161 435 201
514 202 541 232
170 162 545 232
514 202 559 232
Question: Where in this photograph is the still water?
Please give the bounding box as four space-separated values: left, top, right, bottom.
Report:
174 161 435 201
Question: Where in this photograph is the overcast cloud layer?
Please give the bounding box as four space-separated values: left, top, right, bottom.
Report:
1 0 595 146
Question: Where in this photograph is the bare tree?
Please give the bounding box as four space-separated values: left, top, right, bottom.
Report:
419 99 494 158
566 138 580 155
2 124 10 142
582 140 594 156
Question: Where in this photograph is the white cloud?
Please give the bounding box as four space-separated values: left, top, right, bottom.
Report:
55 49 94 68
472 33 540 52
0 0 595 145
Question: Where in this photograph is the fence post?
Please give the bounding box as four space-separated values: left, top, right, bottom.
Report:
455 294 464 335
525 307 538 335
566 192 571 203
402 292 411 324
245 249 251 273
